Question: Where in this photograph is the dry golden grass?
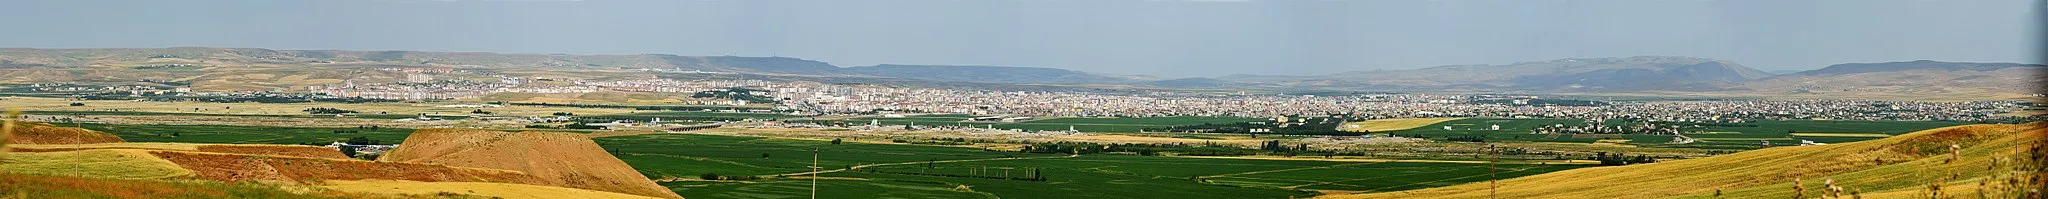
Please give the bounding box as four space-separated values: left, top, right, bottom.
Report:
1318 124 2041 199
11 143 346 159
1337 118 1463 132
4 108 17 160
0 149 190 179
5 122 123 144
320 180 666 199
0 172 380 199
1789 133 1893 138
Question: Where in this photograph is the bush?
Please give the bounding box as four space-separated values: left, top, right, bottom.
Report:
302 108 357 114
68 102 84 106
699 173 720 180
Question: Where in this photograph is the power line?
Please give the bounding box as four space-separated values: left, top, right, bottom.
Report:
811 147 819 199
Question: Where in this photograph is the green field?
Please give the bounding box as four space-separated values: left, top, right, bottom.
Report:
26 111 430 119
1374 118 1967 149
59 123 416 145
596 133 1583 198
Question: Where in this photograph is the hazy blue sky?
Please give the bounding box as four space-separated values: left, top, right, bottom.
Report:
0 0 2038 77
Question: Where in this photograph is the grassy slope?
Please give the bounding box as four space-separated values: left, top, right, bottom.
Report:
1325 123 2043 199
0 173 366 199
0 149 190 179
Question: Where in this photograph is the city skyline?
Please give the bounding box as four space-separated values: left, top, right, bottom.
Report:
0 0 2040 77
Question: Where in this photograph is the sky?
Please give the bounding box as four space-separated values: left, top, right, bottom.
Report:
0 0 2039 77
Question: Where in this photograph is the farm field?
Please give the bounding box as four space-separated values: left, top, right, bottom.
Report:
595 133 1582 198
1337 117 1462 132
55 123 416 145
26 110 424 119
1372 118 1968 149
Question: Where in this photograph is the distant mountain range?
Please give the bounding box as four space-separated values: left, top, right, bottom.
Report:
1242 56 1777 91
0 47 2037 99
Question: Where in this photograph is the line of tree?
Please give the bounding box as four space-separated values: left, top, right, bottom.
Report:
303 107 358 114
857 167 1045 181
1592 152 1657 166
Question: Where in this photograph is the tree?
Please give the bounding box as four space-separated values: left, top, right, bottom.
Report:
761 153 771 159
68 102 85 106
831 138 843 145
345 136 379 145
699 173 721 180
339 145 360 158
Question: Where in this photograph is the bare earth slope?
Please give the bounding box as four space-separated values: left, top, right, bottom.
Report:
1323 123 2044 199
378 129 683 199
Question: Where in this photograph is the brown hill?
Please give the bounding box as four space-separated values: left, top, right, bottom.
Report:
378 129 682 199
7 122 124 144
1321 123 2045 199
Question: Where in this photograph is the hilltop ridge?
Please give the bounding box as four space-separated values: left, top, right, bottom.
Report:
1321 123 2046 199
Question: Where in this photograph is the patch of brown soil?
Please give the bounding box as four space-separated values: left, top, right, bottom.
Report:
149 150 548 185
7 122 124 144
379 129 682 199
196 145 349 159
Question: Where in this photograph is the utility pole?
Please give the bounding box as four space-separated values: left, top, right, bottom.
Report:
1489 144 1497 199
811 147 819 199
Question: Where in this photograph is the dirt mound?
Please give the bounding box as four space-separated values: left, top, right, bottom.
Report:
150 150 549 185
195 145 349 159
6 122 124 144
1323 123 2044 199
379 129 682 199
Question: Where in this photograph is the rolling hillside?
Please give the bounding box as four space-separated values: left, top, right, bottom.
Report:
843 64 1142 84
1744 60 2045 99
378 129 684 199
1297 56 1773 91
0 47 1141 87
1321 123 2046 199
0 120 680 199
1 47 2036 98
